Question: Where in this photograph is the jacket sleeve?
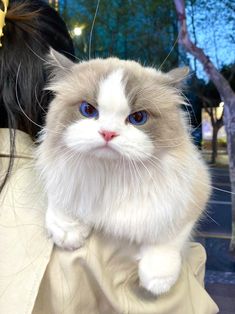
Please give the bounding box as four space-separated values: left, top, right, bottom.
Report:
33 233 219 314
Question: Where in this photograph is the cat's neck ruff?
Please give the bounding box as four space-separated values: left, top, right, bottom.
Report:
47 151 196 244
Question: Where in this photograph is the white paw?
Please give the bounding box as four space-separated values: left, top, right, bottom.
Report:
138 246 181 295
46 210 91 250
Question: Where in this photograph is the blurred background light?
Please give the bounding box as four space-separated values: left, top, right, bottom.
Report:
73 27 82 36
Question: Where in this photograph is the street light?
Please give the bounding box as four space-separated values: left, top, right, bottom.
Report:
72 25 87 54
73 27 82 36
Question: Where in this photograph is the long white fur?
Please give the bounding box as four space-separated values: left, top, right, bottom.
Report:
38 62 210 296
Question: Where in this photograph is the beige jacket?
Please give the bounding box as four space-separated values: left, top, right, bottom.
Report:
0 129 218 314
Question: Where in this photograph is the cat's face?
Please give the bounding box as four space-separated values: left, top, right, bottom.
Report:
45 52 188 161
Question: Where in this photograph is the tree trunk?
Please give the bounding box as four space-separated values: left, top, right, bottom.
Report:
174 0 235 252
231 181 235 251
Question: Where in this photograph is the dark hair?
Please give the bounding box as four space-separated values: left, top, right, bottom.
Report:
0 0 75 192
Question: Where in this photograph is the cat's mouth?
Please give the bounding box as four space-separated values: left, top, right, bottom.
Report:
92 143 120 157
96 143 117 151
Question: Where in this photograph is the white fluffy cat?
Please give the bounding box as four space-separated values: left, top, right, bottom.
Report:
37 50 211 295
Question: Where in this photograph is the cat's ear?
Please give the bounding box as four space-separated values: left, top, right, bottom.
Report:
167 67 189 87
46 48 74 80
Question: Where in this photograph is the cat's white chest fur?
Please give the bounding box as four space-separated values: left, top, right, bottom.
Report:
49 154 195 245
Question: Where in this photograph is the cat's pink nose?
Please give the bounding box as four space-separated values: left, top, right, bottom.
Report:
99 130 119 142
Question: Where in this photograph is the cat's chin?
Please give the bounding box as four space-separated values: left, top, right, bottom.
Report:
91 145 120 159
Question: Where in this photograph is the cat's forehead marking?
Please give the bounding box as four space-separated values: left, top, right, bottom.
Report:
97 69 129 113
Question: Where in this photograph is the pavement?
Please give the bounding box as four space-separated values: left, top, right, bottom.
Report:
206 283 235 314
198 166 232 237
196 164 235 275
195 154 235 313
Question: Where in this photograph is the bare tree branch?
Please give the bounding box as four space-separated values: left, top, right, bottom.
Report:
174 0 235 252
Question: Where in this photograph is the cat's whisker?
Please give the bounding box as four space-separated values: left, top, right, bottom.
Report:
141 133 187 142
147 159 165 175
128 158 140 190
179 91 200 131
140 151 163 165
61 51 83 62
136 155 221 227
191 121 202 133
126 155 142 192
125 158 133 189
42 148 79 166
27 43 73 75
124 154 220 228
132 156 162 195
151 140 187 148
202 209 220 226
132 151 163 171
34 85 49 114
121 155 127 201
16 73 70 138
182 98 193 130
15 62 80 139
134 156 161 193
158 32 180 71
186 197 220 226
148 135 187 146
145 154 235 198
132 160 145 193
157 159 235 196
61 152 78 165
88 0 101 59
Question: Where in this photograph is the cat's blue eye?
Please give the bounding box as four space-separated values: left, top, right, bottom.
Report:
79 101 98 118
128 110 148 125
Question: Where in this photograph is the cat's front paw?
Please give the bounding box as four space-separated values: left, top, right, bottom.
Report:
46 210 91 250
138 246 181 295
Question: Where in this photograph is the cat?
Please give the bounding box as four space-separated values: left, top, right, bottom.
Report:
37 50 211 295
